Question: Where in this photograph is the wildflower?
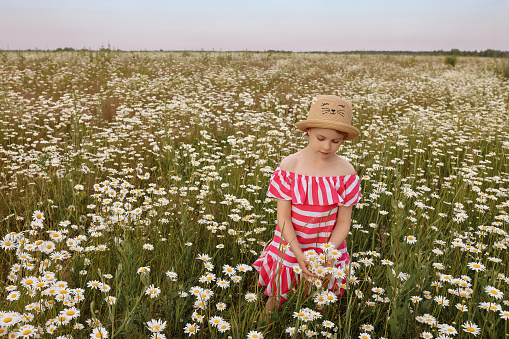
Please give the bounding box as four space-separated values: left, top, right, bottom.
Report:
461 321 480 336
17 324 37 338
479 302 502 312
203 262 214 271
247 330 263 339
236 264 252 272
467 262 485 272
217 321 231 332
410 296 422 303
87 280 101 289
314 292 326 305
285 327 296 334
245 293 257 302
434 295 449 306
405 235 417 244
293 310 307 321
209 316 224 327
357 324 373 333
199 272 216 284
33 210 45 223
455 303 468 312
323 291 337 304
105 296 116 305
223 265 236 276
90 327 108 338
438 323 457 336
433 262 445 269
7 291 21 301
216 279 230 289
322 320 335 328
166 271 178 281
62 307 80 319
143 243 154 250
137 266 150 274
145 285 161 299
500 310 509 319
183 323 199 336
432 249 444 255
359 333 371 339
100 284 111 293
196 254 211 261
484 285 503 300
146 319 167 333
216 302 227 311
231 275 242 283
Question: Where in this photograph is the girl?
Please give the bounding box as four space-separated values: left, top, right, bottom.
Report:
253 95 362 319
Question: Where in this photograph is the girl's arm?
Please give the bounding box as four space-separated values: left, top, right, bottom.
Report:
277 199 317 278
328 205 353 249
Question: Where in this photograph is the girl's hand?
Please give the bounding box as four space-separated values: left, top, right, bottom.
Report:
296 254 318 279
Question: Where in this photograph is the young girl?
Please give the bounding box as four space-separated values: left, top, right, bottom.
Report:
253 95 362 318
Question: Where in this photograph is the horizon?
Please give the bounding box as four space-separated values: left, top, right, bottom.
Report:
3 47 508 53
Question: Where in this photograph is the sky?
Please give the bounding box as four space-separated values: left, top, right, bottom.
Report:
1 0 508 51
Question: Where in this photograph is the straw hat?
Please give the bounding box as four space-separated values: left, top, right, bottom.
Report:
295 95 360 140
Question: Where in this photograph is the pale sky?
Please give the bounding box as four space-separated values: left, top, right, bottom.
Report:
1 0 508 51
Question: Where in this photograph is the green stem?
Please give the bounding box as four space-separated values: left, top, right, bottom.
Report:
112 292 144 338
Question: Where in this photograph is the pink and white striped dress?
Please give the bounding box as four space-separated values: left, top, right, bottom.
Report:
253 166 362 302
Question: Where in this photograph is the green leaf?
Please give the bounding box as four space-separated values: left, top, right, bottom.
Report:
387 265 395 285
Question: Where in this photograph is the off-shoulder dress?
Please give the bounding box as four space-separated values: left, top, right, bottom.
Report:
253 167 362 302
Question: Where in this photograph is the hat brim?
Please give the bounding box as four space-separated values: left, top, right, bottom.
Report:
295 120 360 140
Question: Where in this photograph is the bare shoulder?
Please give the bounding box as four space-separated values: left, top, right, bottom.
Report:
336 156 357 176
279 153 300 172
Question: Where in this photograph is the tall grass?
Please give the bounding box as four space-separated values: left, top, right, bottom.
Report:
0 51 508 338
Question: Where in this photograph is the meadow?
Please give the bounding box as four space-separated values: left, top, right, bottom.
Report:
0 50 508 338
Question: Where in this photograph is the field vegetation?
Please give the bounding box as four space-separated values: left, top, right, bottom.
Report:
0 50 508 338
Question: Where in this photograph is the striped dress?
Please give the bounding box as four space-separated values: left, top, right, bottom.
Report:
253 166 362 302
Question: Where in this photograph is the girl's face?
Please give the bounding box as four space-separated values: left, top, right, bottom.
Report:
307 128 345 157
